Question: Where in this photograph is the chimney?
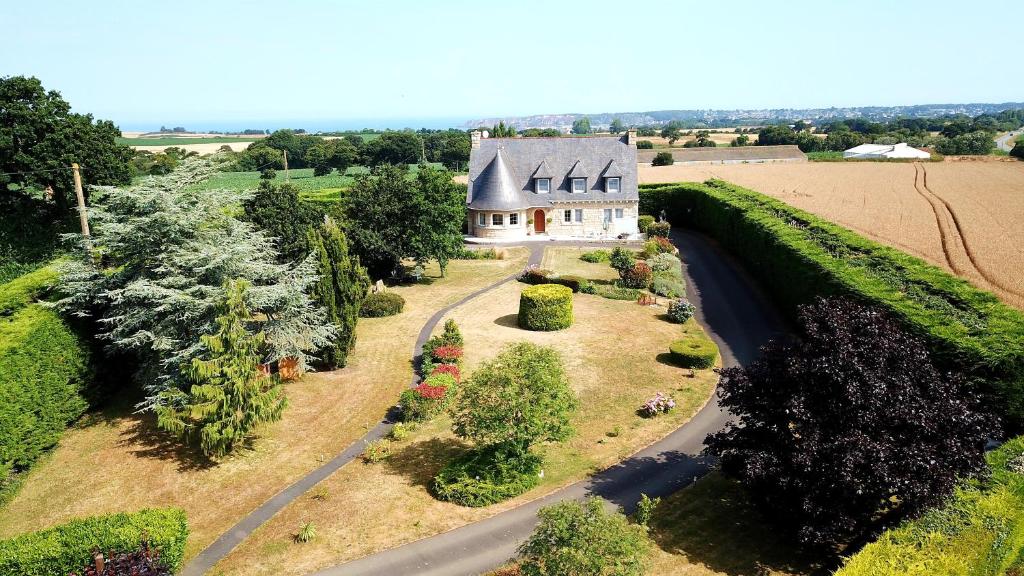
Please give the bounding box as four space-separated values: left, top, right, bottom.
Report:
471 131 482 149
626 129 638 146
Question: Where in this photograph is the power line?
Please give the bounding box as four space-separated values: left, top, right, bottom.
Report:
0 166 72 177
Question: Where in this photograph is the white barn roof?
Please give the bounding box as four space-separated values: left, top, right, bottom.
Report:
843 143 930 159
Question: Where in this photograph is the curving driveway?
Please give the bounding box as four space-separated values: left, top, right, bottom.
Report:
310 229 785 576
996 129 1022 152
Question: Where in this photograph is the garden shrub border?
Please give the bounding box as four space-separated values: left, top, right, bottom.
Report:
0 507 189 575
640 180 1024 427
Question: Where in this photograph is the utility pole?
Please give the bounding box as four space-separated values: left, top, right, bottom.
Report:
283 150 290 182
71 163 95 257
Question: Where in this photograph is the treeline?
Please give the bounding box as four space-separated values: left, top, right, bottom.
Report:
756 109 1024 155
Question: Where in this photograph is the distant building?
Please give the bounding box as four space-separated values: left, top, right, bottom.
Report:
637 145 807 166
843 143 930 160
466 131 639 240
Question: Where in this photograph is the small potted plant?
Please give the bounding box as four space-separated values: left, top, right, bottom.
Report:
527 217 534 235
546 217 553 225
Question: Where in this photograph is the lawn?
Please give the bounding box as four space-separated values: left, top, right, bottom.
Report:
541 246 621 281
0 252 528 561
647 473 826 576
211 247 720 576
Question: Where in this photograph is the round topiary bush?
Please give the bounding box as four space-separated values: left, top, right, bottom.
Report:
518 284 573 331
359 292 405 317
669 337 719 368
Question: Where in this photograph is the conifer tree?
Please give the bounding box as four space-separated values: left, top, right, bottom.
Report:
156 279 287 458
308 216 371 369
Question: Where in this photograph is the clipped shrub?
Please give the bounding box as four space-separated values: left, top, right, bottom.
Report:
399 373 458 422
669 337 719 369
651 277 685 298
639 392 676 417
518 284 573 331
666 298 696 323
593 284 641 301
548 275 588 293
580 250 610 263
646 221 671 238
441 318 464 347
430 363 461 383
432 345 463 363
432 444 542 507
636 140 654 149
0 508 188 576
0 305 90 495
639 180 1024 426
518 265 552 285
637 214 656 233
652 151 674 166
620 262 653 289
0 265 57 316
359 292 405 317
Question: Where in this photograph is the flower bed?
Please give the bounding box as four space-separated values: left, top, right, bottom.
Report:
639 392 676 417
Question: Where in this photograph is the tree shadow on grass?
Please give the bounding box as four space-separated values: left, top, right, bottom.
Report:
385 437 470 489
116 411 218 473
494 313 520 328
647 472 835 576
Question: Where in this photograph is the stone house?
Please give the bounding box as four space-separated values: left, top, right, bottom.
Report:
466 131 639 240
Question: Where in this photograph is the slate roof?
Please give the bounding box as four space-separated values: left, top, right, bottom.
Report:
468 135 639 210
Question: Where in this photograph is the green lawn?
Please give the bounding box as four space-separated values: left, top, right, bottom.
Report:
191 163 450 196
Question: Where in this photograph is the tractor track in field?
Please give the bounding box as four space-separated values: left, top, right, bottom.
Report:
912 163 1024 300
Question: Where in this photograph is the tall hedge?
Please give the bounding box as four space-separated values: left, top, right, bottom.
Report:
0 304 90 496
518 284 573 331
639 180 1024 427
835 436 1024 576
0 507 189 575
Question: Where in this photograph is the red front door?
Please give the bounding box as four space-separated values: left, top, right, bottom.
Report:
534 210 545 233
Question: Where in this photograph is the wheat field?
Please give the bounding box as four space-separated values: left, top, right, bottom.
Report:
639 160 1024 308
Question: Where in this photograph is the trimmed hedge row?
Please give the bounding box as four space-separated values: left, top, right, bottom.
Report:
518 284 573 331
0 271 91 500
359 291 405 317
669 337 719 369
0 508 188 576
639 180 1024 427
836 436 1024 576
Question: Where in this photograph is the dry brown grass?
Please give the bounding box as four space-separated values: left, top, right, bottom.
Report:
541 246 620 281
211 249 718 576
638 161 1024 308
0 251 528 560
641 133 758 148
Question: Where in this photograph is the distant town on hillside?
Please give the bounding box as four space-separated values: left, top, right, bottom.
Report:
467 101 1024 132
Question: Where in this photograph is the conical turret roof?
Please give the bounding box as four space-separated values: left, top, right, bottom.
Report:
468 147 546 210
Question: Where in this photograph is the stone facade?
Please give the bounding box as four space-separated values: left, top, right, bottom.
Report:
468 203 638 240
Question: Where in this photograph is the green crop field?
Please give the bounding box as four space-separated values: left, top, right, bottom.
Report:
116 136 259 146
190 163 448 198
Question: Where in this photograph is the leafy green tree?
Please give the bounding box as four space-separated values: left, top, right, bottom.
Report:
660 120 683 145
730 134 750 147
329 138 361 172
935 131 995 155
57 160 334 406
363 131 423 166
305 141 335 176
451 342 577 456
0 76 133 210
307 217 370 369
823 130 868 151
609 118 625 134
155 279 287 458
651 151 674 166
490 122 518 138
237 142 283 171
572 117 592 135
520 128 561 137
243 179 325 263
414 164 466 276
682 130 715 148
519 497 652 576
1011 137 1024 160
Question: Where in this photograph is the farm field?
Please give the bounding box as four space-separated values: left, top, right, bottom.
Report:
638 159 1024 308
640 133 759 147
193 163 448 198
0 253 530 560
211 247 720 576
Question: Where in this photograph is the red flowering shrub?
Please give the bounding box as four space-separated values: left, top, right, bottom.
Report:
416 383 447 399
620 262 653 289
431 363 461 382
654 236 675 254
433 345 463 362
399 373 459 422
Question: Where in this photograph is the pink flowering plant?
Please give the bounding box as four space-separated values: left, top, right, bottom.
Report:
639 392 676 417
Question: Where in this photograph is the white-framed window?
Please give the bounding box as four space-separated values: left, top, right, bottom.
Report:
571 178 586 193
574 209 583 223
535 178 550 194
509 213 519 226
492 213 503 226
563 209 572 223
477 213 486 226
603 208 612 222
615 208 624 219
606 177 621 193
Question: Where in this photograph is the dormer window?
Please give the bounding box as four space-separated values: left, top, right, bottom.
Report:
606 177 621 193
571 178 586 193
535 178 550 194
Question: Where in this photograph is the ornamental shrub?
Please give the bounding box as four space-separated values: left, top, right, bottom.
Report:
637 214 656 233
359 292 405 317
0 508 188 576
580 250 610 263
441 318 464 347
666 298 696 323
646 221 671 238
432 345 463 363
639 392 676 417
361 438 392 463
620 262 653 289
431 363 461 383
399 373 458 422
609 247 636 275
548 275 588 293
647 253 682 274
518 284 573 331
669 337 718 368
636 140 654 149
432 444 542 507
519 265 553 285
651 277 685 298
652 151 674 166
593 284 641 301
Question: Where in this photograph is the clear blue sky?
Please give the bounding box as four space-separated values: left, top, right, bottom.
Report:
2 0 1021 130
